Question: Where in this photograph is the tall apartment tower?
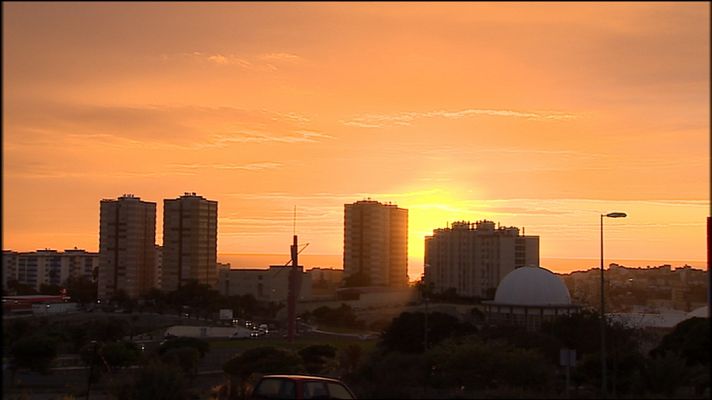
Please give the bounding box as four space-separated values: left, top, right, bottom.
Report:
98 194 156 300
343 199 408 287
162 193 218 291
424 220 539 298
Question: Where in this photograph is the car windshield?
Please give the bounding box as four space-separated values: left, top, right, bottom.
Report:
253 378 296 400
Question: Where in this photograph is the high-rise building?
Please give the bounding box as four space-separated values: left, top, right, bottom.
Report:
424 220 539 298
154 245 163 290
98 194 156 300
162 192 218 291
343 199 408 287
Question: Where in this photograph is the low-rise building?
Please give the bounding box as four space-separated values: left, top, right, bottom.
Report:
3 248 99 291
307 268 344 300
217 265 312 303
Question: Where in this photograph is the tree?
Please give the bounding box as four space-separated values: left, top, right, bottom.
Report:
427 336 555 393
651 317 710 367
305 303 365 329
380 311 477 353
298 344 337 374
86 318 128 342
130 361 191 400
4 318 32 348
39 283 62 295
224 346 305 377
100 341 141 370
339 344 363 375
10 335 58 374
348 350 428 398
223 347 305 399
162 347 200 378
635 351 690 397
342 272 371 287
159 337 209 358
7 279 38 295
167 280 222 313
64 276 97 304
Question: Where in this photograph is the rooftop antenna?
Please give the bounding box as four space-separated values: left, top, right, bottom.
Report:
293 205 296 236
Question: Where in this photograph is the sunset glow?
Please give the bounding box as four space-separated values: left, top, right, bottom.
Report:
3 3 709 278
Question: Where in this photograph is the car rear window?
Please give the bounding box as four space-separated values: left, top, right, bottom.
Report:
303 381 329 399
327 382 355 399
253 378 296 399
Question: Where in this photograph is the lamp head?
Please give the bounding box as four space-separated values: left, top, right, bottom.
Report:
605 212 627 218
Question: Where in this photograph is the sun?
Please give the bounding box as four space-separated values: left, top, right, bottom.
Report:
390 187 485 259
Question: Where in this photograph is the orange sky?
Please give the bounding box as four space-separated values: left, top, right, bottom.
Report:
3 3 709 274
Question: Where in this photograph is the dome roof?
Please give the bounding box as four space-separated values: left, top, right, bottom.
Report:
493 267 571 306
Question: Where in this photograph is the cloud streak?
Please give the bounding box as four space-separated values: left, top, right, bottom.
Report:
342 108 577 128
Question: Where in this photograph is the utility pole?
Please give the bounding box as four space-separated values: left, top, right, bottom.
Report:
287 234 299 342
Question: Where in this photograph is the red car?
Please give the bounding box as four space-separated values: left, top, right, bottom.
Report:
251 374 357 400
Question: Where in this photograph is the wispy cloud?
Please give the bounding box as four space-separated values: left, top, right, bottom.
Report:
258 52 303 62
5 101 322 147
170 162 283 171
162 50 304 71
208 130 330 146
342 108 577 128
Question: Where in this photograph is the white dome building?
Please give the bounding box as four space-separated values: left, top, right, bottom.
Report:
484 266 580 330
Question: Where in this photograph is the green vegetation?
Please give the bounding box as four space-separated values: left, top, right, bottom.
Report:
9 335 58 374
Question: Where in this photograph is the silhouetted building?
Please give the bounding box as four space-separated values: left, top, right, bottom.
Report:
343 200 408 288
98 194 156 300
162 193 218 291
424 220 539 298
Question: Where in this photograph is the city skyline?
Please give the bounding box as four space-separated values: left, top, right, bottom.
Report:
3 3 709 272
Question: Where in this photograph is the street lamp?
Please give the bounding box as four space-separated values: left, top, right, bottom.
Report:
600 211 626 398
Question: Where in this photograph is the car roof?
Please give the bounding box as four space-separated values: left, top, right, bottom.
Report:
261 375 345 383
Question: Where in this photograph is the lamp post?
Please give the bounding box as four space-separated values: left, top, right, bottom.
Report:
600 212 626 399
86 340 98 400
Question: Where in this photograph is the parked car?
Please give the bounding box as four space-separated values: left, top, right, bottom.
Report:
250 375 356 399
